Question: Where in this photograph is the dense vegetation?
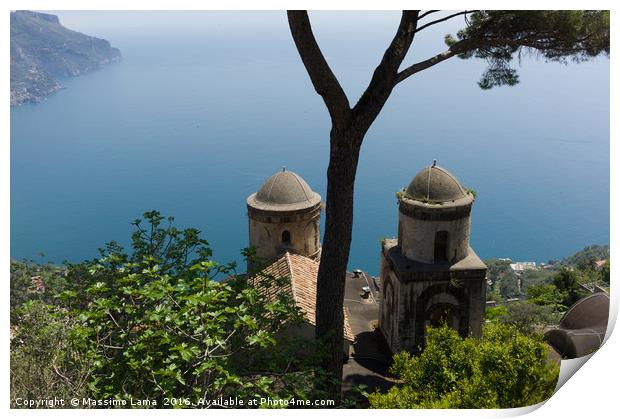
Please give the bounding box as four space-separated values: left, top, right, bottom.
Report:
10 212 327 408
10 212 608 408
10 259 68 321
484 245 610 334
368 324 559 408
560 245 609 270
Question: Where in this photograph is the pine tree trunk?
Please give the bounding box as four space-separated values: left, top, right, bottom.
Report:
285 10 422 404
315 126 362 402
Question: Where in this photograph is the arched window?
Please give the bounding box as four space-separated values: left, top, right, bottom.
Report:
434 230 449 262
282 230 291 244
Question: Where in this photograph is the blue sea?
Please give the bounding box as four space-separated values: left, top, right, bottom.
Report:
10 12 610 274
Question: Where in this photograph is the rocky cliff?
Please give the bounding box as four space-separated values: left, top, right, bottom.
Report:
10 11 121 106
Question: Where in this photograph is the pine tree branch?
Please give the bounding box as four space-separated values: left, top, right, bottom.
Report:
352 11 420 132
396 47 459 83
395 30 597 85
395 38 481 83
418 10 440 20
287 11 351 127
415 10 476 34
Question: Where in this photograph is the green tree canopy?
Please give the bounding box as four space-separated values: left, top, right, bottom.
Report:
527 284 567 312
561 244 609 269
10 260 67 322
499 271 521 299
368 324 559 408
601 260 610 286
11 212 323 408
553 268 588 307
446 11 610 88
495 301 558 335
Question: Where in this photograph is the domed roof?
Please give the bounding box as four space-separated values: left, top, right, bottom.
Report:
248 168 321 211
405 164 469 203
544 293 609 359
558 292 609 330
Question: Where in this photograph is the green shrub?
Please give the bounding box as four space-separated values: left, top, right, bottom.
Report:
368 324 559 408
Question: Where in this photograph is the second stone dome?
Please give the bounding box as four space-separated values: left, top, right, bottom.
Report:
249 169 321 211
405 165 469 203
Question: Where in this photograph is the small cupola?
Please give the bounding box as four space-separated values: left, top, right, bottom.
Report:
246 168 322 267
397 162 475 264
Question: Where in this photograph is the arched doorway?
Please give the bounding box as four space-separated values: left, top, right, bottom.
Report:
414 283 469 350
425 302 460 330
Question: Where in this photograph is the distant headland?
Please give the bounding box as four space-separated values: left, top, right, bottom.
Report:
10 11 121 106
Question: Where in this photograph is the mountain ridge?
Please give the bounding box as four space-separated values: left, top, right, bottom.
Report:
10 10 121 106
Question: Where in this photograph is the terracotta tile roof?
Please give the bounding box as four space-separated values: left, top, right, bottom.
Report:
595 259 607 269
251 252 355 342
250 254 294 302
31 275 45 292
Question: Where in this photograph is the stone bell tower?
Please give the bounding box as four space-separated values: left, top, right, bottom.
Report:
379 162 487 353
246 168 322 267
